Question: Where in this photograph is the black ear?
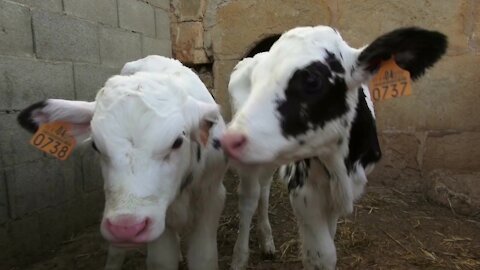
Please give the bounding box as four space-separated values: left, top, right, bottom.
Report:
358 27 448 80
17 100 48 133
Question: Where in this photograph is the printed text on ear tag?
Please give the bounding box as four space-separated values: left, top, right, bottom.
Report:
368 57 412 102
30 122 76 160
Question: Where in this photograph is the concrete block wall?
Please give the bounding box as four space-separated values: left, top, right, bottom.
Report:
0 0 172 267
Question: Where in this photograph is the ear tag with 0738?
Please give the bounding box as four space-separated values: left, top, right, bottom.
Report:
30 122 76 160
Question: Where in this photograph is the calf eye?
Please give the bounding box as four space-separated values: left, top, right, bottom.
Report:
303 70 323 94
171 137 183 149
92 141 100 153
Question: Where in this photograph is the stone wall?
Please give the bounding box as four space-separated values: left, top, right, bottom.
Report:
0 0 171 267
172 0 480 214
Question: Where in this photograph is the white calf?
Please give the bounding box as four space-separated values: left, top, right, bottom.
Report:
18 55 228 270
223 26 447 269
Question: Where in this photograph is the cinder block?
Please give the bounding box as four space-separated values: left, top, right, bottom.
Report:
5 157 76 218
0 56 74 110
0 0 33 57
0 224 14 269
0 114 44 168
81 190 104 224
37 205 71 249
8 215 43 265
10 0 62 12
0 172 8 224
0 225 7 253
74 63 119 101
100 27 142 67
32 10 100 63
155 8 171 40
146 0 170 10
64 0 118 26
142 36 172 57
118 0 155 37
74 144 103 193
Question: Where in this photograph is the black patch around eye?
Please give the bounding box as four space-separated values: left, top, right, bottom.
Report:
276 61 349 137
92 141 100 153
172 137 183 149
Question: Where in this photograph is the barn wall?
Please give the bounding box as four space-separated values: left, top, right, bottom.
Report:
0 0 171 267
172 0 480 214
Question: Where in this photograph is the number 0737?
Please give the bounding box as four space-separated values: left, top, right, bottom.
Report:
371 80 410 102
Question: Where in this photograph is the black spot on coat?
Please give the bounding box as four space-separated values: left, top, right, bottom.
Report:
287 159 311 192
345 87 382 173
196 145 202 162
325 50 345 74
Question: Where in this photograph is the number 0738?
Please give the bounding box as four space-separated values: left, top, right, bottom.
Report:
29 122 76 160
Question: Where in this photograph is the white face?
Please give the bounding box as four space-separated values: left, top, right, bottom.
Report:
91 74 216 246
93 98 184 245
225 26 361 165
223 25 447 165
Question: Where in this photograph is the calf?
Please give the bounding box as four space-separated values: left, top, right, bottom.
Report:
227 52 278 270
18 56 227 270
222 26 447 269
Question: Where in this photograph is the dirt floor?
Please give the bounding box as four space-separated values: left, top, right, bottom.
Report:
17 171 480 270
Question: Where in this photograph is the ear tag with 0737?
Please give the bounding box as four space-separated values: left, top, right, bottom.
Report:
368 57 412 102
30 122 76 160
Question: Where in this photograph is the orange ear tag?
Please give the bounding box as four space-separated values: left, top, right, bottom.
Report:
30 122 76 160
368 57 412 102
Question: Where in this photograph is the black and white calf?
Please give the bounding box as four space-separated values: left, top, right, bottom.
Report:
18 56 227 270
222 26 447 269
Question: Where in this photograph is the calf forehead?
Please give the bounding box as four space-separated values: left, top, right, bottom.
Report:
251 28 349 93
91 75 186 146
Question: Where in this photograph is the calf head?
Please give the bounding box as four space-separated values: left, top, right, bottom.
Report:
18 59 220 246
222 26 447 165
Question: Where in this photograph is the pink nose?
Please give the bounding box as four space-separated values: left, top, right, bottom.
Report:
106 215 148 242
221 132 247 159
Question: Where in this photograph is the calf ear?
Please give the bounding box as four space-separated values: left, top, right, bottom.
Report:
184 96 220 147
17 99 95 142
356 27 448 80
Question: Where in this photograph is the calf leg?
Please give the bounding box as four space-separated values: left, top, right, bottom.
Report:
290 187 337 270
321 153 354 216
105 245 126 270
187 184 226 270
231 170 261 270
147 228 180 270
256 169 276 257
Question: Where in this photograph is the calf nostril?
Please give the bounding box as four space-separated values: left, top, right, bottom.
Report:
106 217 148 241
232 136 246 149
